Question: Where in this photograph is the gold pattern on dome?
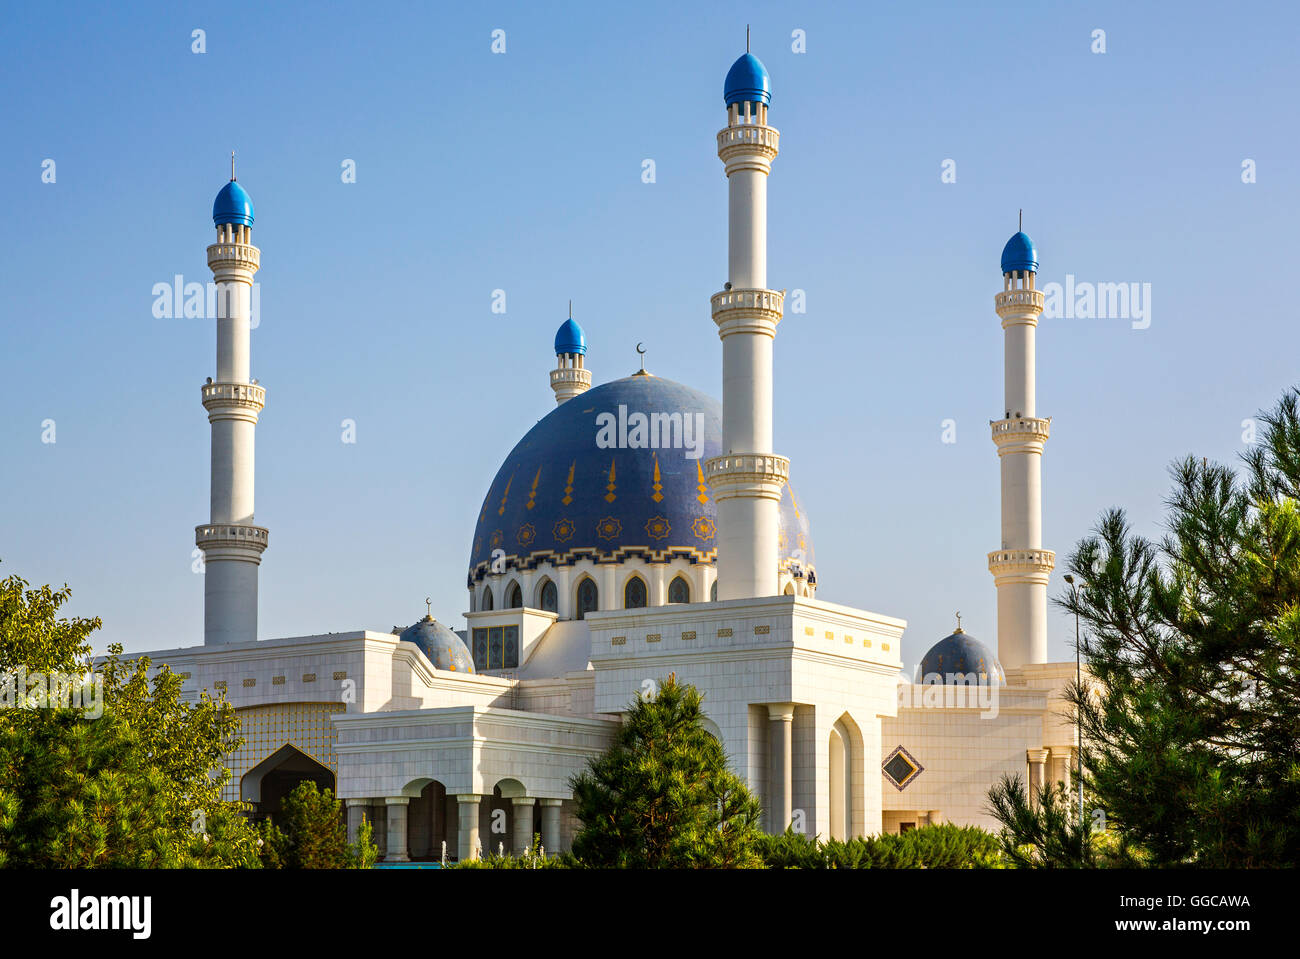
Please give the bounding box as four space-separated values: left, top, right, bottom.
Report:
604 460 617 503
497 473 514 516
596 516 622 540
490 529 503 549
645 516 671 540
553 517 576 543
562 461 575 506
692 515 716 541
517 523 537 547
695 460 710 505
651 454 664 503
526 466 541 510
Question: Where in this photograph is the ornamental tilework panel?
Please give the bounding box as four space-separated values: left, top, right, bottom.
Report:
222 702 344 802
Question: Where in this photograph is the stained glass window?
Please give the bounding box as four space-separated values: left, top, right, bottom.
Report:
471 625 520 671
668 576 690 604
624 577 647 609
576 579 598 620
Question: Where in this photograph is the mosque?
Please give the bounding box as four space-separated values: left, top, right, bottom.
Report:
139 46 1081 860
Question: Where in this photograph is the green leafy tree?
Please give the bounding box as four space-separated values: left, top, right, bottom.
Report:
570 675 763 868
259 780 376 868
0 566 262 867
1004 390 1300 867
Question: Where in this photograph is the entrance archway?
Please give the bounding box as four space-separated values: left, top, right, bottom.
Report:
240 744 336 819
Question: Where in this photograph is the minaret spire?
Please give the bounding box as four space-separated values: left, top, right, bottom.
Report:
231 150 236 181
550 305 591 405
989 228 1054 668
709 46 786 600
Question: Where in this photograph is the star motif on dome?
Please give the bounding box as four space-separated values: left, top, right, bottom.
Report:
596 516 622 541
517 523 537 547
645 516 671 540
552 518 575 543
691 515 715 541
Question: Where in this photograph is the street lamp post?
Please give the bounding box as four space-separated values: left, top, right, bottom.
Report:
1063 574 1085 833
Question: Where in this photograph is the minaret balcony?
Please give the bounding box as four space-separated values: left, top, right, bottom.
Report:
711 288 784 338
705 453 789 500
202 381 266 422
717 122 779 156
196 523 269 559
987 548 1055 580
990 415 1050 452
550 367 592 390
994 287 1044 318
206 242 261 274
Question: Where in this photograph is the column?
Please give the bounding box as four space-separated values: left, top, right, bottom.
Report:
384 797 409 862
1027 748 1050 808
345 799 369 845
540 799 563 855
457 794 482 861
511 797 536 854
767 703 794 833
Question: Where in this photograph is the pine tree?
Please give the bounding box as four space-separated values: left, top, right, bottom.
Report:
570 674 763 868
1001 390 1300 867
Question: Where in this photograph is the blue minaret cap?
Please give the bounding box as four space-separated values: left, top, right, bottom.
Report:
554 317 586 356
213 179 254 227
724 52 771 107
1000 231 1038 274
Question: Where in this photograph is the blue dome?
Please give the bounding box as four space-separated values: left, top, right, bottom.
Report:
724 52 771 107
1000 231 1037 274
469 375 813 582
918 630 1005 685
554 318 586 356
213 180 254 227
399 616 475 673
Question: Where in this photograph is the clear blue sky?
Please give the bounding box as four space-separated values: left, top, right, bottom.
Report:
4 1 1297 673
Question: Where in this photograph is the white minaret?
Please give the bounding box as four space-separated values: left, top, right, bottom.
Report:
197 166 268 645
706 46 788 601
988 224 1054 668
550 304 591 405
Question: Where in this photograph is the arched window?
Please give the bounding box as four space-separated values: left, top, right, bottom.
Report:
784 582 795 596
624 576 647 609
538 579 557 613
482 585 494 611
506 582 523 609
668 576 690 604
710 581 718 602
576 578 598 620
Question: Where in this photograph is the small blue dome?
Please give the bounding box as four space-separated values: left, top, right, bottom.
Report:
399 616 475 673
554 318 586 356
1000 231 1038 274
918 629 1005 685
724 52 771 107
213 180 254 227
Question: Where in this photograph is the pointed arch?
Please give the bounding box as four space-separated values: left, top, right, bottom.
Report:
575 576 598 620
829 712 865 840
481 584 494 611
623 574 648 609
506 580 523 609
668 575 691 604
535 576 557 613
